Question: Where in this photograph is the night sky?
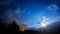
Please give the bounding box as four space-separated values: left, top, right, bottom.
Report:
0 0 60 29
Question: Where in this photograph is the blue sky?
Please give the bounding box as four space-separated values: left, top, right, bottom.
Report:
0 0 60 28
20 1 60 28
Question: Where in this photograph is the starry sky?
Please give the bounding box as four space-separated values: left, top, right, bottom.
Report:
0 0 60 28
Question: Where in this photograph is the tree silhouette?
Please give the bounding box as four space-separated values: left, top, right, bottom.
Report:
8 21 20 32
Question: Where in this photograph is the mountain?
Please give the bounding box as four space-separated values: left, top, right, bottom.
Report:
46 21 60 34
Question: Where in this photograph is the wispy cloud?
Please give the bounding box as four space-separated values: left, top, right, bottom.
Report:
47 4 58 11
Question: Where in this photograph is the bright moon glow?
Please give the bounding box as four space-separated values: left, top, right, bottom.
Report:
40 23 47 27
39 16 48 28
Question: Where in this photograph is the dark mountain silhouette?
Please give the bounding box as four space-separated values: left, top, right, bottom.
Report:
45 21 60 34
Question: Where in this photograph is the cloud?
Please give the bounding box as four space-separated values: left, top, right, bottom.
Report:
42 16 49 21
37 16 49 28
56 16 60 20
0 0 25 23
47 4 58 11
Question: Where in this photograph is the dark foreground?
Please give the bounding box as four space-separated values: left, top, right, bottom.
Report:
0 21 60 34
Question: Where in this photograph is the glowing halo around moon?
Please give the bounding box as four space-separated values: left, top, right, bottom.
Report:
38 16 49 28
40 23 47 28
